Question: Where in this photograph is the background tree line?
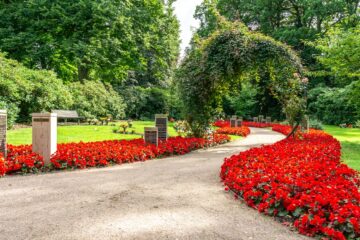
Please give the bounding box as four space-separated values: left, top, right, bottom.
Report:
0 0 180 127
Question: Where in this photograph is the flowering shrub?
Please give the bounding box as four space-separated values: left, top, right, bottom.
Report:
215 126 250 137
221 128 360 239
1 135 230 176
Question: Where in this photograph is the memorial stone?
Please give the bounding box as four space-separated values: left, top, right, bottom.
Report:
32 113 57 164
144 127 158 146
266 117 271 123
253 117 259 122
155 114 168 141
230 117 237 128
0 110 7 157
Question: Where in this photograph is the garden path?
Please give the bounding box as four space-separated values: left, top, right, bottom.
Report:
0 128 309 240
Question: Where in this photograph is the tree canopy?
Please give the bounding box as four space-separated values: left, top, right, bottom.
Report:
0 0 180 86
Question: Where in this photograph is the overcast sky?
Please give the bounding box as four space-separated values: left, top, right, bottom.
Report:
173 0 203 56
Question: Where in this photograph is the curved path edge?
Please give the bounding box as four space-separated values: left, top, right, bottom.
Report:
0 128 309 240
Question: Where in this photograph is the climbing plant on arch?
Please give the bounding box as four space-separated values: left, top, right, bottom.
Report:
177 20 308 137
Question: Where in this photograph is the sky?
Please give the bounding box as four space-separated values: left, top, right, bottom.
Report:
173 0 203 57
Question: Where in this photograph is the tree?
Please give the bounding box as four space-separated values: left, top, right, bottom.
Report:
311 21 360 85
0 0 180 86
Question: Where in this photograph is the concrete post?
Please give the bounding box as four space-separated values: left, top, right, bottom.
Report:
0 110 7 158
32 113 57 165
155 114 168 141
230 117 237 128
144 127 158 146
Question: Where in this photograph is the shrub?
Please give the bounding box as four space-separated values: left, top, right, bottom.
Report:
69 81 126 120
308 86 357 125
309 118 323 130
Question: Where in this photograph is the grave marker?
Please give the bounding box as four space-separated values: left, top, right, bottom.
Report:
253 117 259 122
144 127 158 146
230 117 237 128
0 110 7 158
155 114 168 141
266 117 271 123
259 115 264 123
32 113 57 164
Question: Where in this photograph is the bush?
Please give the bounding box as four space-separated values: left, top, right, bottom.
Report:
308 86 357 125
309 118 323 130
119 86 170 119
68 81 126 120
0 52 72 125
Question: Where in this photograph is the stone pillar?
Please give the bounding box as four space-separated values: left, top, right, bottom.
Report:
144 127 158 146
236 119 242 127
155 114 168 141
259 115 264 123
32 113 57 165
230 117 237 128
266 117 272 123
0 110 7 158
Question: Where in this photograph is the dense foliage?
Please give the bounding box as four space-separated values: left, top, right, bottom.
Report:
194 1 360 125
0 0 180 123
0 0 180 85
0 53 125 126
177 17 305 136
221 125 360 239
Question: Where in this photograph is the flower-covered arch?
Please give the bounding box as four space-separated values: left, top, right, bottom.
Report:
177 20 307 137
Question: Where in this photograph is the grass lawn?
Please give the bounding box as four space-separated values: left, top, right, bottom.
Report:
8 121 177 145
324 125 360 170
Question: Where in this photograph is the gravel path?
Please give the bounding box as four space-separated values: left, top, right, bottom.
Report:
0 128 309 240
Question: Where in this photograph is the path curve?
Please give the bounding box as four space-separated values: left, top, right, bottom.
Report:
0 128 309 240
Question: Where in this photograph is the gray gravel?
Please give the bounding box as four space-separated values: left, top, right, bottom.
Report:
0 128 309 240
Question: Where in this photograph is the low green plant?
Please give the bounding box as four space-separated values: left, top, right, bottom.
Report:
355 120 360 128
309 118 323 130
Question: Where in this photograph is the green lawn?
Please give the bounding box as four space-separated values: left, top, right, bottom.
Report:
8 120 241 146
8 121 177 145
324 125 360 170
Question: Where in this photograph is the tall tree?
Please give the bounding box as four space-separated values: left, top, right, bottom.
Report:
0 0 180 86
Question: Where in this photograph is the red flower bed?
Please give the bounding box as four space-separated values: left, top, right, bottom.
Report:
0 153 5 176
221 128 360 239
213 120 230 128
242 121 273 128
215 126 251 137
1 135 230 176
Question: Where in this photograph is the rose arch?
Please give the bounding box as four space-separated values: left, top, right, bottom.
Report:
177 21 307 137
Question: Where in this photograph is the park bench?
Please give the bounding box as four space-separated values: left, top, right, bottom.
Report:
52 110 82 124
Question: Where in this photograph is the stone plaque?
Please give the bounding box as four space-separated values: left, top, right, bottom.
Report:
230 118 237 128
32 113 57 164
144 127 158 146
253 117 259 122
266 117 271 123
0 110 7 158
259 115 264 123
155 114 168 141
236 119 242 127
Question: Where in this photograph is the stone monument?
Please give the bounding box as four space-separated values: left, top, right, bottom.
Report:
230 117 237 128
253 117 259 122
155 114 168 141
0 110 7 158
144 127 158 146
32 113 57 164
266 116 271 123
